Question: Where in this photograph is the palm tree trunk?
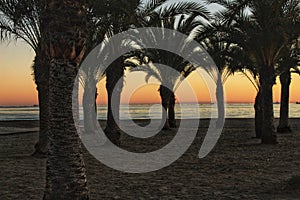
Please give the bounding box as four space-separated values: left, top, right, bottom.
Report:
254 89 263 138
159 85 171 130
216 75 225 128
32 18 50 156
35 78 49 154
104 57 124 144
44 61 89 199
83 83 97 133
32 53 49 157
277 71 292 133
42 0 89 199
73 78 80 130
94 88 98 126
168 91 176 128
260 66 277 144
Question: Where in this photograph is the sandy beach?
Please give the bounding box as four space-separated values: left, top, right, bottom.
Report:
0 118 300 199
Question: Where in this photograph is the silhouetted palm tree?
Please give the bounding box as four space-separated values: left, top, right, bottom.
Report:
131 5 209 129
41 0 89 198
204 22 264 137
240 66 263 138
79 1 112 134
93 0 169 144
211 0 300 144
277 39 300 133
0 0 50 156
132 53 196 129
196 21 242 127
98 0 208 141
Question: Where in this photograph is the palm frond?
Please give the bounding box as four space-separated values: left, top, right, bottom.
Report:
131 63 162 83
0 0 40 51
0 13 14 41
140 0 167 15
158 1 210 20
240 69 260 91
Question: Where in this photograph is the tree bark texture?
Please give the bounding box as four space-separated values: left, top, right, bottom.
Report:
42 0 89 199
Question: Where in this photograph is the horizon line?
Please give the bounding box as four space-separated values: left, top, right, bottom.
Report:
1 101 300 107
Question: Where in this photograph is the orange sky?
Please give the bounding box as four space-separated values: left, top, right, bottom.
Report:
1 42 300 106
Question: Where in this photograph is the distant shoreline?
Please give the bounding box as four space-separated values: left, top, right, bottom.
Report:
1 103 299 121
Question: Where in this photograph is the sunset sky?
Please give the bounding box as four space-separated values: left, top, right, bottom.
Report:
1 41 300 106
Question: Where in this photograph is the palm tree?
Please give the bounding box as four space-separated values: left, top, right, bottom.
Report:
196 21 242 127
240 67 263 138
0 0 50 156
211 0 300 144
132 52 196 129
95 0 207 142
41 0 89 198
77 0 169 144
131 10 209 129
83 0 169 144
100 0 144 144
148 3 210 129
80 68 103 133
79 1 111 134
277 39 300 133
205 24 264 137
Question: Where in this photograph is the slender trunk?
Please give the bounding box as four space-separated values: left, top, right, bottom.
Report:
216 75 225 128
94 87 98 126
32 51 49 157
83 83 97 133
254 89 263 138
32 16 50 156
95 87 98 116
260 66 277 144
35 80 49 154
168 91 176 128
104 57 124 144
277 71 292 133
73 79 80 130
42 0 89 199
159 85 171 130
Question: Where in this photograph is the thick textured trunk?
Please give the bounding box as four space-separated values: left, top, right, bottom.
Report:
104 57 124 144
260 66 277 144
277 71 291 133
168 92 176 128
216 75 225 128
44 61 89 199
42 0 89 199
159 85 172 130
254 89 263 138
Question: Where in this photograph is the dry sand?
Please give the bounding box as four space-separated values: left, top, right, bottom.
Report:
0 119 300 199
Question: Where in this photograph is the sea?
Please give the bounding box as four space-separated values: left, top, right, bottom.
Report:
0 103 300 121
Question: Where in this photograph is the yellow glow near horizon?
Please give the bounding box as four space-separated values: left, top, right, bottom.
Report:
1 42 300 106
0 42 37 106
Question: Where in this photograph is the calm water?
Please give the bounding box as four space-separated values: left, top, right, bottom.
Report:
0 103 300 121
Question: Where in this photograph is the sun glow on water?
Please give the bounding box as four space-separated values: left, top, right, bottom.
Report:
1 103 300 121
